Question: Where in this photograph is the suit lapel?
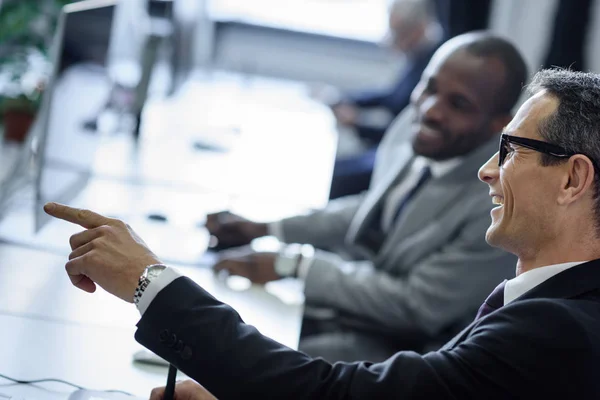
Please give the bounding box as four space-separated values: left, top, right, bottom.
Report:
349 137 498 254
381 138 499 251
388 175 465 244
346 145 414 248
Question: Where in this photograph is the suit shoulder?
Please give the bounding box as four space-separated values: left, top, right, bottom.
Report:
474 298 599 343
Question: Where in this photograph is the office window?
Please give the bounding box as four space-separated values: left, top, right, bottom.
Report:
208 0 390 42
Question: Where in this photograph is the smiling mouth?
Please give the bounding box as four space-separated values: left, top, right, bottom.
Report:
417 124 443 138
492 195 504 206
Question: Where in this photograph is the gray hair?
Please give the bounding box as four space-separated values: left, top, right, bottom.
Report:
389 0 434 24
527 69 600 231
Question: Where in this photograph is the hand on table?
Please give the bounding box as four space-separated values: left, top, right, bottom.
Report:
205 211 268 250
213 246 280 285
43 202 161 302
150 380 217 400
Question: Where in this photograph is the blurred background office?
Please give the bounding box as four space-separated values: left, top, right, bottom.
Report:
1 0 598 172
0 0 600 396
0 0 598 322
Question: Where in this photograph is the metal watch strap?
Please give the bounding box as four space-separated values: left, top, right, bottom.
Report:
133 264 167 305
275 244 314 278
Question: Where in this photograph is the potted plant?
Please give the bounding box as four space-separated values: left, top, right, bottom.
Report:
0 48 48 143
0 0 73 143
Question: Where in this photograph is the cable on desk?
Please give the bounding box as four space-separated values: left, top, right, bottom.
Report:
0 372 134 396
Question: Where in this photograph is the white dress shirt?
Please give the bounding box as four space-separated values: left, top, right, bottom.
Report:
137 267 182 315
503 261 588 305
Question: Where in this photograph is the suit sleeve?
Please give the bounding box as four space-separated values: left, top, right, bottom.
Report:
345 66 417 115
135 278 589 399
279 193 364 250
302 207 515 336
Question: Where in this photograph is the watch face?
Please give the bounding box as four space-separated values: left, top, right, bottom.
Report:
147 265 167 280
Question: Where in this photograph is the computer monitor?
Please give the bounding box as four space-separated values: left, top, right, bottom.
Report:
33 0 118 232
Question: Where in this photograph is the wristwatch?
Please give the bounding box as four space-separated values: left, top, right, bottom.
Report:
133 264 167 305
275 244 314 278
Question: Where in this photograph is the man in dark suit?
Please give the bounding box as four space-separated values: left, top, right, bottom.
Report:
45 68 600 398
328 0 444 198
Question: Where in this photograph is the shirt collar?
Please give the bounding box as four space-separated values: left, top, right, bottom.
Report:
503 261 588 305
417 156 463 178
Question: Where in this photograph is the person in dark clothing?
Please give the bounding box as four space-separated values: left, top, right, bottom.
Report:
432 0 493 40
542 0 595 72
329 0 444 199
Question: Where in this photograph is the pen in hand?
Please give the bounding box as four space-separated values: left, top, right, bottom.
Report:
163 364 177 400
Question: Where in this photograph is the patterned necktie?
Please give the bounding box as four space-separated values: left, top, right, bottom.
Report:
392 165 433 225
475 280 507 321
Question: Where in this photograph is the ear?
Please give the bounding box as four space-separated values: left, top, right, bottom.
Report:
557 155 596 206
490 114 513 135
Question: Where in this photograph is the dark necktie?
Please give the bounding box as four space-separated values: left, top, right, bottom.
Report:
392 165 433 225
475 280 507 321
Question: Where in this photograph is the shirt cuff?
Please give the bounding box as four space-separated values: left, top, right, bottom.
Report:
274 244 315 281
136 267 182 316
296 249 315 281
268 221 286 242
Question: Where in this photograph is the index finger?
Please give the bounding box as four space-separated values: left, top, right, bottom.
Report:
149 386 165 400
43 202 111 229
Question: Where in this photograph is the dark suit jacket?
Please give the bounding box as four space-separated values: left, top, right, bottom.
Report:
542 0 594 71
344 40 441 144
432 0 492 40
135 259 600 399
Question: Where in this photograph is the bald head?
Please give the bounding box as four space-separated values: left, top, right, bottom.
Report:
389 0 432 23
386 0 437 53
434 32 529 114
409 32 528 160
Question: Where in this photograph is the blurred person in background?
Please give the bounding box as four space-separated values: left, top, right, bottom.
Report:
326 0 444 199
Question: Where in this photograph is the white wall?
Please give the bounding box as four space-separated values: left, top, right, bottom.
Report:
488 0 558 77
206 22 402 91
585 0 600 73
490 0 600 75
194 0 600 92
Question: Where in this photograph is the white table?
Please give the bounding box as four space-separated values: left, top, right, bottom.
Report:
0 69 337 265
0 243 303 399
0 70 334 399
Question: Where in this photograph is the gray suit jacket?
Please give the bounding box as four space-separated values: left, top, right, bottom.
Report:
280 119 515 343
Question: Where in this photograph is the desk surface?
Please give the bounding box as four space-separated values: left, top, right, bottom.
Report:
0 69 336 265
0 70 331 398
0 243 303 399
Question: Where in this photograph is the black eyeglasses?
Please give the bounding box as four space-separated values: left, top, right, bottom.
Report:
499 133 576 167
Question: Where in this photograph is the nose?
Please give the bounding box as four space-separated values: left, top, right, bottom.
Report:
478 153 500 184
420 96 444 124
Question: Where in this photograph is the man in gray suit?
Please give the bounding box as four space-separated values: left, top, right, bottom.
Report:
206 32 528 362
